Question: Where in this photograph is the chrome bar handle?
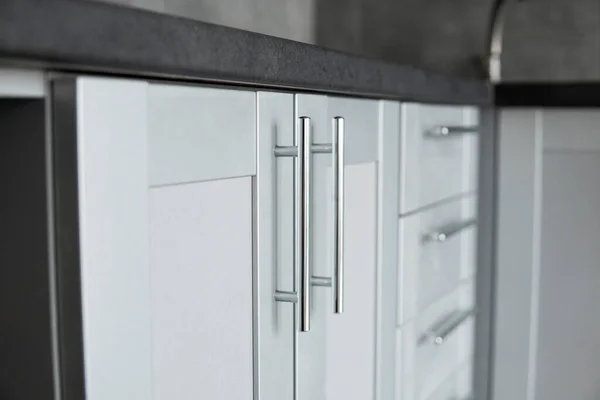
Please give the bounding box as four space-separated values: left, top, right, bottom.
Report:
427 126 479 137
298 117 312 332
419 308 476 346
423 218 477 243
431 308 476 345
273 117 312 332
333 117 345 314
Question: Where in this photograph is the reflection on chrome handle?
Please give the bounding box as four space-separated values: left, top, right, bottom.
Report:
298 117 312 332
333 117 345 314
423 218 477 243
427 125 479 137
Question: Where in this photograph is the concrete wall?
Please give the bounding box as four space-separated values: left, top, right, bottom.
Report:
502 0 600 81
102 0 315 43
97 0 600 81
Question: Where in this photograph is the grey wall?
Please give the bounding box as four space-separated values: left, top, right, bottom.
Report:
97 0 600 80
102 0 315 43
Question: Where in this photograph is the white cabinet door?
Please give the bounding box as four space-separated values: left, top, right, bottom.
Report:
262 94 399 400
293 95 399 400
52 77 263 400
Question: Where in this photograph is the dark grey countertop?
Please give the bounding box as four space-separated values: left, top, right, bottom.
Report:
0 0 491 105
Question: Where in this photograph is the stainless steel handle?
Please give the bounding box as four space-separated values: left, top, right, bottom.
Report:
298 117 312 332
273 117 312 332
421 308 476 346
423 218 477 243
333 117 345 313
427 126 479 137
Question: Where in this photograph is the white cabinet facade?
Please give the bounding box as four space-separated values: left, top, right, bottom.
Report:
396 103 480 400
51 76 401 400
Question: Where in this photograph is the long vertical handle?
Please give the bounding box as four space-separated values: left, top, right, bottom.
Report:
333 117 345 314
298 117 312 332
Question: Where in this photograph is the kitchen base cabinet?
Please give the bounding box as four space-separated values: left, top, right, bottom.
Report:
47 75 400 400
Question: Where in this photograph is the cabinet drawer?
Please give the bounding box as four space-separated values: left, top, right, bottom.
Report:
424 361 473 400
398 197 477 324
400 104 478 213
397 282 475 400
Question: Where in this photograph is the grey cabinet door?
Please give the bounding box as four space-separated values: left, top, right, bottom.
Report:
52 77 260 400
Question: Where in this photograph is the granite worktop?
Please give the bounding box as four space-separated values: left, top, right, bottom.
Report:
0 0 491 105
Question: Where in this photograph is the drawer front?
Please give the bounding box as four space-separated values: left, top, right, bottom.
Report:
424 361 473 400
400 103 479 213
397 282 475 400
398 197 477 324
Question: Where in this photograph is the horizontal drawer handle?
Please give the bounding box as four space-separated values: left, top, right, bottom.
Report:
423 218 477 243
420 308 476 346
427 125 479 137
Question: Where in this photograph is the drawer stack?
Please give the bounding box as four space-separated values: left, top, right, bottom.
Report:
396 104 479 400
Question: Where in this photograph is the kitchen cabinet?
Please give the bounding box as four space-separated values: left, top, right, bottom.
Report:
494 109 600 400
48 75 400 400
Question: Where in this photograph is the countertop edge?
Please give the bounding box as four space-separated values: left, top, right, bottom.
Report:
0 0 491 105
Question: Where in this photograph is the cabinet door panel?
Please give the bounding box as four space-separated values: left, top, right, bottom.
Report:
149 177 253 400
325 162 378 400
148 84 256 186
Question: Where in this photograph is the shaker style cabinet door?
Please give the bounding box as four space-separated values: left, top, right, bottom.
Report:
277 95 400 400
319 97 400 400
259 93 400 400
51 77 262 400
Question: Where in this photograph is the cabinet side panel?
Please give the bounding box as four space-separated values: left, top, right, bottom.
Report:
0 99 55 400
